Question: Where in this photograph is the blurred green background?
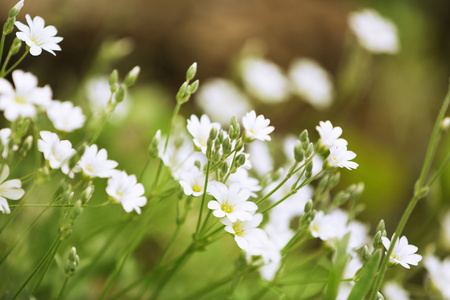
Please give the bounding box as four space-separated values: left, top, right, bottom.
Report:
0 0 449 298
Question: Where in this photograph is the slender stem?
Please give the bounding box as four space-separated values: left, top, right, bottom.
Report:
369 79 450 300
2 48 28 77
195 160 211 237
138 158 151 182
57 277 70 300
427 150 450 187
183 273 234 300
0 32 6 67
32 238 62 295
12 232 63 300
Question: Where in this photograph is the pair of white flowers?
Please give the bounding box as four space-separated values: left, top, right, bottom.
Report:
37 131 146 214
0 70 85 132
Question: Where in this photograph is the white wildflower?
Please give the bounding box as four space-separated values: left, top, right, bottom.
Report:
0 70 52 121
106 170 147 214
381 235 422 269
316 120 347 149
15 14 63 56
0 165 25 214
186 114 220 154
424 255 450 299
207 182 257 222
37 131 76 175
328 144 358 170
242 110 274 142
382 281 410 300
179 167 207 197
77 144 118 178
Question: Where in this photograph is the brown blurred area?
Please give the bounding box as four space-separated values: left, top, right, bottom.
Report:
1 0 450 228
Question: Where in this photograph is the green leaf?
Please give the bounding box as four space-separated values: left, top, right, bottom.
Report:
348 249 382 300
324 233 350 300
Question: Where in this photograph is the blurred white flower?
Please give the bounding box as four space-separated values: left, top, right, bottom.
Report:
316 120 347 149
441 210 450 249
310 209 349 243
227 168 261 198
240 57 289 104
37 131 75 175
381 235 422 269
77 144 118 178
186 114 221 154
0 128 12 159
242 110 274 142
0 165 25 214
15 14 63 56
248 140 273 176
382 281 410 300
196 78 252 125
46 101 85 132
328 144 358 170
348 9 399 54
288 58 333 110
106 170 147 214
207 181 257 222
0 70 52 121
424 255 450 299
221 213 269 255
86 77 130 121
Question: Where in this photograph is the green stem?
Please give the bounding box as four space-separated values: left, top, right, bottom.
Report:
0 32 6 67
183 273 234 300
369 79 450 300
1 48 28 77
57 277 70 300
32 238 62 295
195 160 211 238
427 150 450 187
12 232 63 300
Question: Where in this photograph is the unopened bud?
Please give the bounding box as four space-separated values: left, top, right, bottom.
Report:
361 245 371 263
373 231 383 249
148 130 161 159
186 62 197 81
114 84 126 103
301 136 310 151
234 139 244 152
3 17 15 35
217 130 224 143
8 0 24 18
209 127 218 140
305 143 314 158
235 154 246 168
304 199 313 214
376 292 384 300
222 137 231 155
10 38 22 55
333 191 350 206
80 184 94 204
188 80 199 94
299 129 308 143
294 144 304 162
328 171 340 190
19 135 33 158
305 161 313 173
124 66 140 87
109 69 119 92
376 219 385 233
176 82 188 103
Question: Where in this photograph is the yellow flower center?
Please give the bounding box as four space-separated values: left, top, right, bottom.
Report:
232 221 245 237
391 253 399 261
221 199 235 214
192 185 202 193
15 96 26 104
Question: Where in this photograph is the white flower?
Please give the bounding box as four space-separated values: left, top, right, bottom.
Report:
46 101 85 132
0 70 52 121
240 57 289 104
15 14 63 56
196 78 252 125
310 209 349 243
106 170 147 214
227 168 261 198
178 167 206 197
221 213 269 255
328 144 359 170
248 140 273 176
348 9 399 54
86 77 130 121
0 165 25 214
37 131 76 175
381 235 422 269
186 114 220 154
288 58 334 110
207 182 257 222
242 110 274 142
77 144 118 178
382 281 410 300
316 120 347 149
424 255 450 299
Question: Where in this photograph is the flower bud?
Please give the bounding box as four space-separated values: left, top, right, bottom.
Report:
209 127 218 141
361 245 371 263
124 66 140 87
373 231 383 249
222 137 231 155
3 17 15 35
305 142 314 158
9 38 22 55
65 247 80 277
376 292 384 300
217 130 224 143
376 219 385 233
304 170 312 179
8 0 24 18
109 69 119 93
328 171 340 190
301 136 310 151
304 199 313 214
176 82 188 102
235 154 246 168
19 135 33 158
305 161 313 173
299 129 308 143
114 84 126 104
333 190 350 206
234 139 244 152
188 80 199 94
186 62 197 81
294 144 304 162
80 184 94 204
148 130 161 159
